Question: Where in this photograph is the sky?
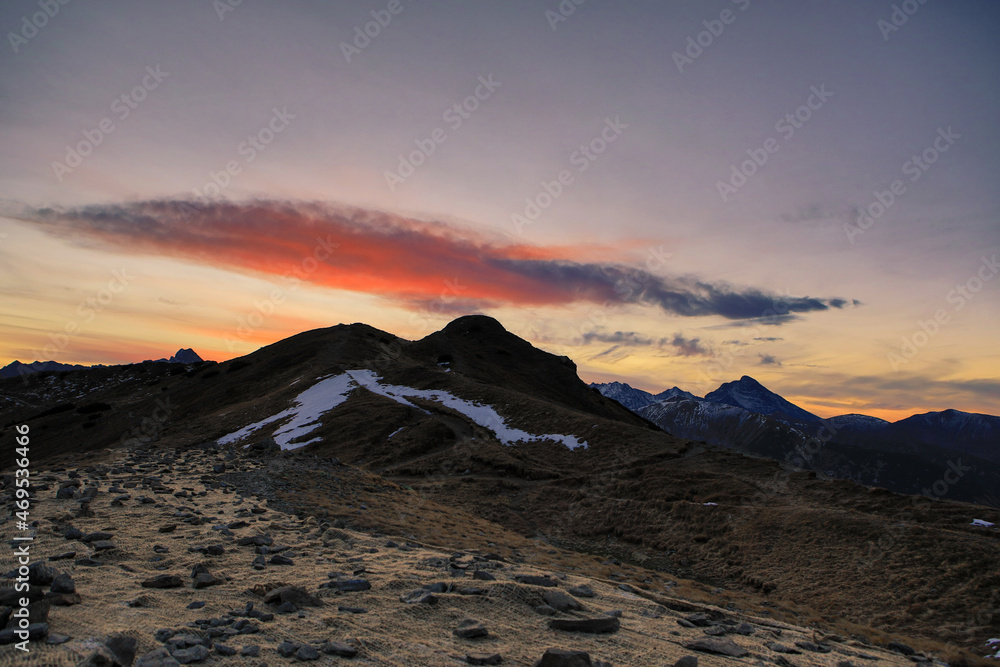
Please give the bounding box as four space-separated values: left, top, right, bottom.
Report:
1 0 998 421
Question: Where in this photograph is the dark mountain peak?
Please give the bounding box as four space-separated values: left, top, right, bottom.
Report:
705 375 820 423
441 314 507 337
169 348 203 364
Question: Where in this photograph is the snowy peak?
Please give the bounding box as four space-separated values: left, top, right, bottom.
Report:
827 413 890 431
703 375 820 423
653 386 699 402
589 381 655 412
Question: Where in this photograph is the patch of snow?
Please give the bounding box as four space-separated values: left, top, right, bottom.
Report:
987 638 1000 646
216 369 587 451
971 519 995 528
388 427 404 439
703 502 718 506
217 373 356 450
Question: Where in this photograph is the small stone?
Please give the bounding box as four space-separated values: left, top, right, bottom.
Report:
543 590 583 612
50 573 76 594
338 605 367 614
534 648 595 666
766 642 802 655
548 617 620 634
331 578 371 592
240 645 260 657
674 657 698 667
467 653 503 665
295 645 320 660
454 619 489 639
142 574 184 589
105 633 138 667
567 584 596 598
320 640 357 657
81 531 114 543
172 645 210 664
400 589 438 604
215 643 237 656
135 647 181 667
682 638 749 658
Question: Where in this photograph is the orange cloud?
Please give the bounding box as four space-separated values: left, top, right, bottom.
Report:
21 199 848 321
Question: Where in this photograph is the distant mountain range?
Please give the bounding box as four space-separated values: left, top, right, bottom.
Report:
0 348 205 379
592 376 1000 505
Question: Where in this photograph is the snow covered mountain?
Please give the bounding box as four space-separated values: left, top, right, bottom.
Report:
827 413 891 431
653 386 699 402
703 375 820 424
638 396 809 460
835 409 1000 464
588 381 657 412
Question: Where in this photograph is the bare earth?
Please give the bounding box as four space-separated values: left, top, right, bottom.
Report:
0 443 944 667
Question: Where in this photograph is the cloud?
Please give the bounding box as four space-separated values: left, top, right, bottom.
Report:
664 332 710 357
753 336 783 342
17 199 852 321
758 353 782 366
582 331 654 346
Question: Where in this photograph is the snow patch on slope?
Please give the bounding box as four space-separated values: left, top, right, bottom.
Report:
217 373 356 449
217 370 587 451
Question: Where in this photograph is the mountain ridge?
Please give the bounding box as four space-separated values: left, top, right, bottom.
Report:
1 315 998 661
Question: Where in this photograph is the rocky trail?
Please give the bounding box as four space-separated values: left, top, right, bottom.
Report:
0 443 942 666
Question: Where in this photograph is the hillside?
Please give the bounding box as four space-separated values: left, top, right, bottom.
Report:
1 315 998 663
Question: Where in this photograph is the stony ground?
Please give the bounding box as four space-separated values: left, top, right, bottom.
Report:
0 443 947 666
